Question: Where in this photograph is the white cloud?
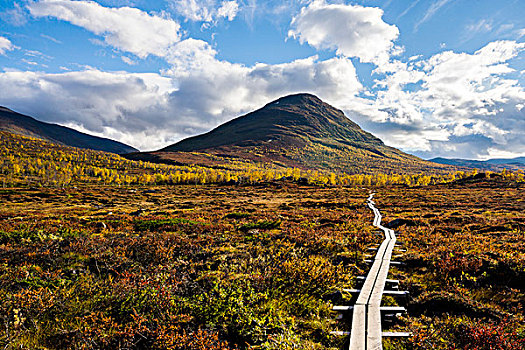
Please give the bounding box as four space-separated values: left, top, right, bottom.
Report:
414 0 454 32
171 0 239 23
165 38 220 74
121 56 137 65
483 148 524 160
350 40 525 159
172 0 213 22
3 33 522 159
40 33 62 44
460 19 493 44
0 69 177 150
466 19 492 34
418 41 524 120
0 3 28 26
0 36 16 55
397 0 421 20
6 1 524 159
164 38 363 132
217 1 239 21
22 59 39 66
0 42 363 151
289 0 399 64
28 0 181 58
498 24 515 34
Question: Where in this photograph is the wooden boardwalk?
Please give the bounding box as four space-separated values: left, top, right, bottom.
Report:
347 193 400 350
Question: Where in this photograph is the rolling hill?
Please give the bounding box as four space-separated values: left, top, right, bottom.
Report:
127 93 452 174
430 156 525 171
0 106 137 154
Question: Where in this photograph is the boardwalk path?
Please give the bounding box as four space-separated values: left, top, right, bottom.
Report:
348 193 398 350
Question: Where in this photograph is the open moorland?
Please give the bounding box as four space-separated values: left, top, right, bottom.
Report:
1 177 523 349
1 183 375 349
374 178 525 349
1 129 524 349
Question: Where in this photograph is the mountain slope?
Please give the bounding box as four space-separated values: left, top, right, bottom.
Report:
487 157 525 165
0 106 137 154
163 93 383 152
128 93 452 174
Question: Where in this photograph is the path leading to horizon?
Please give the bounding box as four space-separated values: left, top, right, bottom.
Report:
348 193 400 349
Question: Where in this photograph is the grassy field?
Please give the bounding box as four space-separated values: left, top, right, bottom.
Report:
377 177 525 349
1 176 523 349
0 183 375 349
1 129 523 350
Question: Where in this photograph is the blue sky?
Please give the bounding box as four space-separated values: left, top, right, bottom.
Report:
0 0 524 159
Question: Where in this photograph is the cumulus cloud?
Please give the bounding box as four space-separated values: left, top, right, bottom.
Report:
0 69 178 150
0 41 363 150
419 41 523 115
217 1 239 21
28 0 181 58
289 0 399 64
5 1 524 159
171 0 239 23
168 53 362 126
0 37 16 55
5 1 364 151
348 40 525 159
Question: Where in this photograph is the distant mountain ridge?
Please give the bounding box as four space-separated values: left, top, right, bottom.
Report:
0 106 137 154
430 157 525 171
128 93 452 174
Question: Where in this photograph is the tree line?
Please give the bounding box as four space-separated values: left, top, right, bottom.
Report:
1 131 523 188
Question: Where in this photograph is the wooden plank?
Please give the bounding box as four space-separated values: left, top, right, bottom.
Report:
369 262 389 306
345 193 408 350
331 331 351 336
356 256 383 305
343 289 407 296
382 332 412 337
342 289 361 294
380 306 406 313
367 305 382 349
356 277 399 285
333 305 353 311
383 290 408 296
348 304 366 350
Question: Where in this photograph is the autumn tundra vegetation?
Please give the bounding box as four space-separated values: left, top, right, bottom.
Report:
0 131 524 349
3 131 522 188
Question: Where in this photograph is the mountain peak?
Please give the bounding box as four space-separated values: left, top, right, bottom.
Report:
162 93 383 153
265 93 322 107
131 93 450 173
262 93 341 119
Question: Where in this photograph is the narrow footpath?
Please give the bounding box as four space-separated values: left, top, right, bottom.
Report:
348 193 399 350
